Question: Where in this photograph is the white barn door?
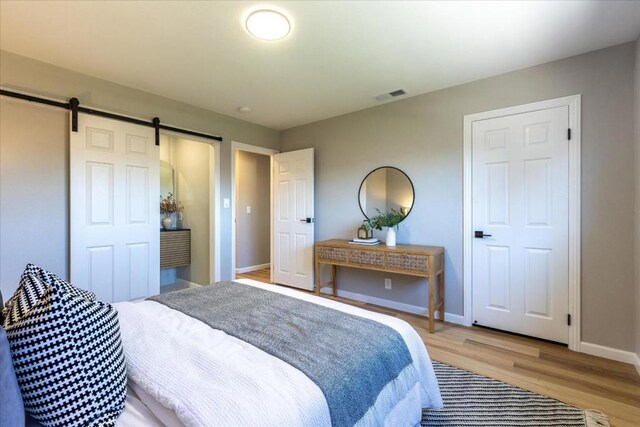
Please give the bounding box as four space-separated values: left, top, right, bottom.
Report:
272 148 314 290
472 106 569 343
70 114 159 302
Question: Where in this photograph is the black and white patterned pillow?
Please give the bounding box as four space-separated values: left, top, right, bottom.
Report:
3 265 127 427
2 263 95 326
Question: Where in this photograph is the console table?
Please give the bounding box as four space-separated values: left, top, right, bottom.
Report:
314 240 445 333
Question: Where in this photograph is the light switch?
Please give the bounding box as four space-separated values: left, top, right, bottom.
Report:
223 198 230 208
246 206 252 214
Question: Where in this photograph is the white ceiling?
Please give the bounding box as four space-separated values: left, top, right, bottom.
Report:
1 1 639 130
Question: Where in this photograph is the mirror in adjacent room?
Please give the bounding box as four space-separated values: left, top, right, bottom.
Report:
358 166 414 222
160 160 175 199
160 160 178 231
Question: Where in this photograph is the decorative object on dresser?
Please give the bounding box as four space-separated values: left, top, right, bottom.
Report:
161 217 173 230
358 166 415 221
356 220 373 239
358 166 415 246
349 237 380 246
367 208 406 247
315 239 445 333
160 229 191 268
386 228 396 246
160 192 183 230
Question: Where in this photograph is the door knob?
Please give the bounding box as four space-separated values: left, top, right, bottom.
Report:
299 218 314 223
474 231 492 238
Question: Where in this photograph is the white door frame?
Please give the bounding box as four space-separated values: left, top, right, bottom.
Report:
231 141 279 282
463 94 581 351
161 130 221 284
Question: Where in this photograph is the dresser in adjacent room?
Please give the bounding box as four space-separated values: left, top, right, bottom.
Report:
160 229 191 269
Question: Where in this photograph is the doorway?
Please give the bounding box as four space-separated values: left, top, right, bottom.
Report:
231 142 278 282
463 95 581 350
159 132 220 292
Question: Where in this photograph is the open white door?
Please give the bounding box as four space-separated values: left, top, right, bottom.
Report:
272 148 314 290
70 114 159 302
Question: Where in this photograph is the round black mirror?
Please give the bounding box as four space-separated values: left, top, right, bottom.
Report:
358 166 415 222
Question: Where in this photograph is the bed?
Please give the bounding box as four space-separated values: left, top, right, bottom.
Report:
3 269 442 427
112 278 443 426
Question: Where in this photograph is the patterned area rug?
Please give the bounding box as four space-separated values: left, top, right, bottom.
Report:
421 361 610 426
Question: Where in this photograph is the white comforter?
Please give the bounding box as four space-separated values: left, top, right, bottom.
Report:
114 279 442 427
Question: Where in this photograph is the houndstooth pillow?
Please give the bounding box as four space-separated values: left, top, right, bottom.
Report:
2 263 96 326
2 264 127 427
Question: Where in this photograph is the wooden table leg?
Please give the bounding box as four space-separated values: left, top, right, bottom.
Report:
439 255 445 321
332 264 337 296
315 260 321 296
428 256 435 333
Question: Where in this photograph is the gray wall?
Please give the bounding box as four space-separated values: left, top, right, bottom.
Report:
235 151 271 270
1 44 638 353
281 42 638 352
172 137 212 286
635 36 640 360
159 135 220 286
0 50 279 291
0 98 69 298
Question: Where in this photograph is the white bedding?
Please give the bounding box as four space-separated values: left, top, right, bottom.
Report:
114 279 442 426
116 386 164 427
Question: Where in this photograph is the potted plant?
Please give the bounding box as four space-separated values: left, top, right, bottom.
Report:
368 208 406 246
160 193 183 230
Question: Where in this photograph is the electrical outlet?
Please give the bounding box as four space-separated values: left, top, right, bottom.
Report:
384 278 392 290
246 206 252 214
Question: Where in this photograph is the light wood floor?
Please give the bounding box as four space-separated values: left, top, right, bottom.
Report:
236 268 640 427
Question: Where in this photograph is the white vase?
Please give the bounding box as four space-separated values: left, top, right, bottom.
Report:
162 217 173 230
385 227 397 247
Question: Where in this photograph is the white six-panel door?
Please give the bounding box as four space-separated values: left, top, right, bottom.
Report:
272 148 315 290
70 114 159 302
472 106 569 343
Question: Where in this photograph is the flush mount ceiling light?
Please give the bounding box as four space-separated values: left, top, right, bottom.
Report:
245 9 291 41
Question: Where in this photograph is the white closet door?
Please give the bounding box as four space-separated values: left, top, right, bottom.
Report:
70 114 159 302
472 106 569 343
272 148 315 290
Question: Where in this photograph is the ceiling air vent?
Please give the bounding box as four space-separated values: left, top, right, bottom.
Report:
372 88 408 101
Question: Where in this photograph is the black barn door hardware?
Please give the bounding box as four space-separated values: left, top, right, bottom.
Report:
0 89 223 145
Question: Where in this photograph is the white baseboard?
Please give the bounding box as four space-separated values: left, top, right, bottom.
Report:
317 288 638 369
442 312 465 325
579 341 638 365
159 267 177 286
320 287 464 324
235 263 270 274
318 285 639 368
175 278 202 289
